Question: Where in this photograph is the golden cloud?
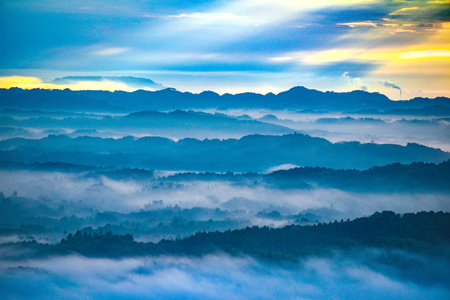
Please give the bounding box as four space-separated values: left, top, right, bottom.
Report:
0 76 136 92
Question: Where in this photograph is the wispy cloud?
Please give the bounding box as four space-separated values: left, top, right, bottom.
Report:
338 21 378 28
390 7 420 16
92 47 130 56
398 49 450 59
1 0 449 98
167 12 246 21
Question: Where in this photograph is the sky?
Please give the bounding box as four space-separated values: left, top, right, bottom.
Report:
0 0 449 99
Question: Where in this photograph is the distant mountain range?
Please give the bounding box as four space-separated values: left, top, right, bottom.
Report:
52 76 166 91
0 109 293 139
120 110 292 136
1 160 448 193
1 86 449 112
1 133 448 171
353 105 450 116
164 160 450 193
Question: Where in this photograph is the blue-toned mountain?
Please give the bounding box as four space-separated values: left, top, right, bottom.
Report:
2 86 449 112
1 133 448 172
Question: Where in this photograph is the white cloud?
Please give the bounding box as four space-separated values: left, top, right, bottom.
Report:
2 252 449 299
92 47 130 56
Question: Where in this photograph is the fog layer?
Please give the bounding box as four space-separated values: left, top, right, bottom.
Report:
1 252 449 300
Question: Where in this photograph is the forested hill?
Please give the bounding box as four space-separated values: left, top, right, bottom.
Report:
165 160 450 192
265 160 450 192
1 86 449 112
1 160 449 192
7 211 449 260
1 134 449 171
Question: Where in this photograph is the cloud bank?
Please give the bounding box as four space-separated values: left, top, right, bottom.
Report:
1 170 449 216
1 251 449 299
0 76 165 92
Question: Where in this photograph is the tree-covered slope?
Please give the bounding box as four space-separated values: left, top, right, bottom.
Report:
6 211 449 260
1 134 449 171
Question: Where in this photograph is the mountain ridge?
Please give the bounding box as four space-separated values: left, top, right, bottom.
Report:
1 86 449 112
1 133 448 172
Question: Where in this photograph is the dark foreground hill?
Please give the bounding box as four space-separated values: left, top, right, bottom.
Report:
5 211 449 260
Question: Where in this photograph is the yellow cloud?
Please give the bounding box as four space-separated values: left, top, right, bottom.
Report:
337 21 377 28
299 46 450 64
390 7 419 15
390 28 417 34
299 49 365 63
398 49 450 59
256 0 376 9
382 23 399 27
372 60 450 76
337 18 445 40
426 0 450 4
0 76 136 92
0 76 56 89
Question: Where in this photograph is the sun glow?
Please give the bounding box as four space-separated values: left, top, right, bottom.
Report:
0 76 137 92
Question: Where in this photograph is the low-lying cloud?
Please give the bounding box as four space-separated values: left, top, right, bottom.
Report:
1 251 449 300
1 170 448 217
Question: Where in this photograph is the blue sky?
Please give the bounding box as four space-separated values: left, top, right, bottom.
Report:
0 0 449 99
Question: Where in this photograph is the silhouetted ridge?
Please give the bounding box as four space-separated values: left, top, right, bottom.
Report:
2 86 448 112
0 134 448 171
12 211 450 259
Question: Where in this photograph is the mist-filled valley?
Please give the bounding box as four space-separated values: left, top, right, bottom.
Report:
2 161 449 244
3 0 450 297
1 88 449 299
3 251 449 300
2 105 450 151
